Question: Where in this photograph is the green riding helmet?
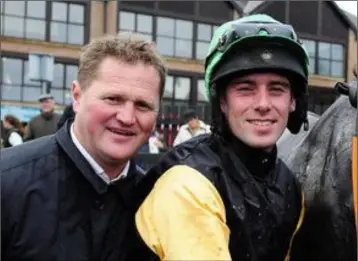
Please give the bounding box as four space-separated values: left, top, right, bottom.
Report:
204 14 310 134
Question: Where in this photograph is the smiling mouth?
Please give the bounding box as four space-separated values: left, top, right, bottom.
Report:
247 120 277 126
107 127 135 136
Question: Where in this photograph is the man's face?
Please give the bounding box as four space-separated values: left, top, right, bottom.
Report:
220 72 295 151
3 120 11 129
72 57 160 165
40 98 55 113
188 117 199 129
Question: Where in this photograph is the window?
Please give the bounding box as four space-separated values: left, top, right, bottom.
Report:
163 75 174 99
1 57 24 101
117 10 218 60
163 75 211 104
301 39 316 74
318 42 344 78
1 56 78 104
23 60 42 102
301 38 345 78
160 75 210 120
50 2 85 45
163 75 191 101
1 1 46 40
195 79 210 120
161 75 192 115
156 17 193 58
51 63 78 104
196 24 218 60
118 11 153 41
1 1 86 45
197 79 209 102
174 77 191 100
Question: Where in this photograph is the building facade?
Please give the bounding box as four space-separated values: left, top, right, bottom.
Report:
244 0 357 114
1 1 238 123
1 1 356 143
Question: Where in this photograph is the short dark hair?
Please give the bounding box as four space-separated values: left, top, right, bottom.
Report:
183 109 198 121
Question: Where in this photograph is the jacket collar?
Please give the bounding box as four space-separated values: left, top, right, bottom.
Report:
218 133 277 181
183 120 208 131
215 135 280 211
231 137 277 181
69 123 130 183
55 120 144 197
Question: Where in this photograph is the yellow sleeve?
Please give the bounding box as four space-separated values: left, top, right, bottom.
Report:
135 165 231 261
284 191 305 261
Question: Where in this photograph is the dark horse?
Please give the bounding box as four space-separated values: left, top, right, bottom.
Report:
279 75 357 261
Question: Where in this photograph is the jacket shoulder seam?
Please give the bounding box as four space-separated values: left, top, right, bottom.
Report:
1 146 58 172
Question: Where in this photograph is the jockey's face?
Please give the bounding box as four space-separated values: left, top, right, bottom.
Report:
220 72 296 151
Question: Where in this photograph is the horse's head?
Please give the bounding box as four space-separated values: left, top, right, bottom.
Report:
289 68 357 261
334 67 357 108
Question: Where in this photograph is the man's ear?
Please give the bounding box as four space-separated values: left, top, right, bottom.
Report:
72 80 82 113
220 97 228 115
290 98 296 112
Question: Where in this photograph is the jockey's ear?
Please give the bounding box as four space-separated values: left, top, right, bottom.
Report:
290 99 296 113
220 94 228 115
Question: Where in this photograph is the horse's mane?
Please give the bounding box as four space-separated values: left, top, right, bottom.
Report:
284 95 355 202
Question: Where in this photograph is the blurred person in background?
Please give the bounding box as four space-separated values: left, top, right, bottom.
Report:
172 109 211 146
149 130 167 153
2 114 24 148
1 33 167 261
24 94 61 141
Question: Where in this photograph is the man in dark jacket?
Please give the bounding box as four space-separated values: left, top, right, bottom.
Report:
1 33 167 261
132 14 309 260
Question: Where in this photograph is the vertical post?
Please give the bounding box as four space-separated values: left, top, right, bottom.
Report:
42 81 48 94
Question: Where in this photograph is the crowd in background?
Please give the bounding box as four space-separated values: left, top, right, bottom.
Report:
1 94 61 149
1 94 210 152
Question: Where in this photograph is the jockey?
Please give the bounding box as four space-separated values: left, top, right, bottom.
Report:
131 14 310 261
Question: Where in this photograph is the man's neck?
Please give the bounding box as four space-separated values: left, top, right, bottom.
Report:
188 124 200 135
41 110 53 119
72 122 128 181
102 161 127 180
229 136 277 179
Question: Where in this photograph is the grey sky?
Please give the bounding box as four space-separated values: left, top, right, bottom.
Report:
336 1 357 16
